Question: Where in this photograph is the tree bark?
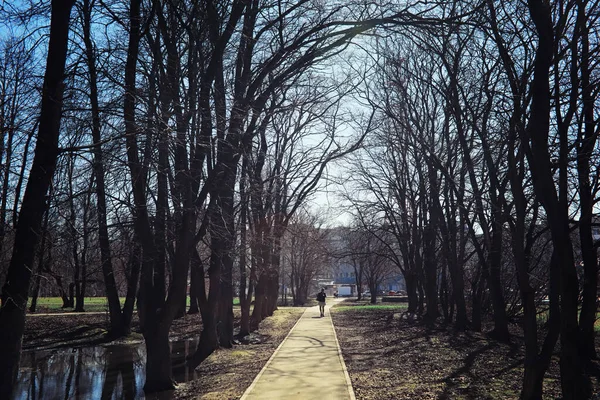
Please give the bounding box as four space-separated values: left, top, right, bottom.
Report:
0 0 75 396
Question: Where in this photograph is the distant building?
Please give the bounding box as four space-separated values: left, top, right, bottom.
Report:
592 214 600 242
311 226 406 296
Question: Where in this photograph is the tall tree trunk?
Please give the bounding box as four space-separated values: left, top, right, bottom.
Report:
214 152 238 347
265 235 282 316
487 218 510 342
29 198 52 313
0 108 16 288
577 1 598 361
439 264 450 323
122 0 175 391
122 244 141 331
238 158 252 337
422 221 438 322
75 188 90 313
82 0 124 336
67 158 83 312
527 1 588 396
155 62 169 309
29 274 42 313
0 1 75 396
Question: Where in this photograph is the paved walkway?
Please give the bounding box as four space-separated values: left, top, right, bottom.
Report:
241 298 355 400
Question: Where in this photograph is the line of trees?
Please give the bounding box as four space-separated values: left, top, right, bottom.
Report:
339 1 600 399
1 0 599 399
0 0 387 396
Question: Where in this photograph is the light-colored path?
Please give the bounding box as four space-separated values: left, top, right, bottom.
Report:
241 298 355 400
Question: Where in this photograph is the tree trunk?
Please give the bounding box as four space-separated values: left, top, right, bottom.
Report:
122 0 177 391
29 273 42 313
214 172 236 348
423 221 438 322
239 283 252 337
75 203 89 312
577 3 598 361
82 0 123 336
471 263 485 332
122 244 141 332
439 264 449 323
68 283 75 308
487 220 510 342
370 281 377 304
0 1 74 396
143 328 173 392
29 202 51 314
238 158 251 335
188 261 200 315
405 272 418 314
188 310 219 368
252 273 268 327
526 1 589 396
188 250 221 368
417 280 425 315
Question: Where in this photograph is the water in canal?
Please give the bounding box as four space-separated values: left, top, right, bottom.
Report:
13 339 199 400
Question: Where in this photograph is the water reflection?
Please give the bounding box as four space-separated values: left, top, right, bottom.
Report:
14 339 199 400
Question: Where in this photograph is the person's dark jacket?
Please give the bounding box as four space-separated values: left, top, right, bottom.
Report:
317 292 326 302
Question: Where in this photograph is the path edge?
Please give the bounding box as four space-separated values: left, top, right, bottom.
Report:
239 307 308 400
329 303 357 400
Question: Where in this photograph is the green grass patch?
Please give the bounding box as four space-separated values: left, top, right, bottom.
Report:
28 296 241 313
334 303 409 312
27 297 123 312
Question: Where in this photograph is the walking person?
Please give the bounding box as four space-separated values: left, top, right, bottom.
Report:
317 288 327 317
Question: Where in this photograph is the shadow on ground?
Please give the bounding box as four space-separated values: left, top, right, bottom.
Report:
330 305 598 399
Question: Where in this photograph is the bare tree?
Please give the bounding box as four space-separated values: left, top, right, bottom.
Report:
0 0 76 396
283 211 329 306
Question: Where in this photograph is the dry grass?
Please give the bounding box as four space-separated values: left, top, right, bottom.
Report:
331 303 600 400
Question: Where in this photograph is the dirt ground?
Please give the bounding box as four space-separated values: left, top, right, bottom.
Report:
23 311 210 349
331 302 600 400
23 307 305 399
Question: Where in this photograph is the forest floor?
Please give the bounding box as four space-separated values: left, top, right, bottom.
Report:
23 310 207 350
331 300 600 400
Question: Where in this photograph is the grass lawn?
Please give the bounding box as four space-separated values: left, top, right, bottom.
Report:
27 297 121 313
28 296 241 313
334 303 409 312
